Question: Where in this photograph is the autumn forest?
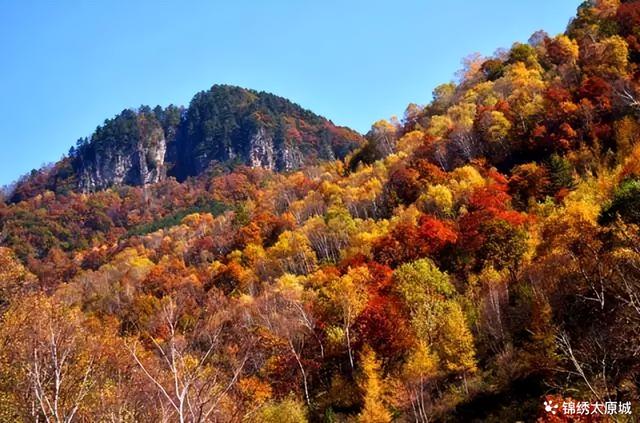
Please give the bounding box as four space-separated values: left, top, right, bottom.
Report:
2 1 640 422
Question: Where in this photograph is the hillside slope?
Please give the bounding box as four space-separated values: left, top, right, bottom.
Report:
8 85 363 201
2 1 640 422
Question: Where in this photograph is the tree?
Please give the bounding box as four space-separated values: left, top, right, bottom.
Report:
599 177 640 224
436 301 477 390
547 153 577 196
367 120 398 157
401 342 439 423
419 184 454 217
509 162 550 207
256 274 321 406
0 294 114 422
614 116 640 160
0 247 35 309
357 346 392 423
269 231 318 275
373 215 457 268
544 35 579 66
429 83 456 114
394 259 476 393
324 266 370 370
394 259 454 343
127 296 250 423
495 62 545 131
582 35 629 78
252 397 308 423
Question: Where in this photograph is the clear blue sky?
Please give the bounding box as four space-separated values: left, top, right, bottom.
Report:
0 0 581 186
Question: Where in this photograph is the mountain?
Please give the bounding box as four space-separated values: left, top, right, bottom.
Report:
3 1 640 422
8 85 363 201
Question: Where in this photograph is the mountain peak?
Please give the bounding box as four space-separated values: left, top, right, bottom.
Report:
8 85 364 202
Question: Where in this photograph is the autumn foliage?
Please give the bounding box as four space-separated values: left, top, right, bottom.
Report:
2 1 640 421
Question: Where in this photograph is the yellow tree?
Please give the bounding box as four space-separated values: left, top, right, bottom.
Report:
0 293 112 422
394 258 455 344
368 119 398 157
394 259 477 393
127 296 250 423
436 301 477 393
357 346 392 423
253 397 308 423
269 231 318 275
324 266 370 370
0 247 35 308
402 342 439 423
496 62 545 130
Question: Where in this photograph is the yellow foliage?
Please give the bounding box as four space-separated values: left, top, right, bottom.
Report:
462 81 498 107
358 346 392 423
593 0 621 18
326 325 346 347
403 341 439 383
600 35 629 76
238 376 272 406
497 62 545 119
269 231 317 275
485 111 512 142
275 273 305 295
389 204 422 228
396 130 425 154
0 247 34 299
419 184 454 216
450 165 485 201
253 397 308 423
447 102 477 132
585 35 630 77
621 144 640 180
425 115 454 139
553 35 579 63
615 116 640 161
562 173 616 223
437 301 477 375
182 212 204 227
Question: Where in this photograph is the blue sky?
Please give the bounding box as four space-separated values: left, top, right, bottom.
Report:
0 0 581 186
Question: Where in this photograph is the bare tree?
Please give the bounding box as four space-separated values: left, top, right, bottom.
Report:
128 297 249 423
28 322 95 423
255 278 323 406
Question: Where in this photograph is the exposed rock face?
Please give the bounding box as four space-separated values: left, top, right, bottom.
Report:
73 109 168 192
249 127 276 169
278 140 305 171
10 85 365 200
170 85 364 180
78 134 166 192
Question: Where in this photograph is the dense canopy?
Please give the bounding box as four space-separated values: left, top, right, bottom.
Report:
2 1 640 421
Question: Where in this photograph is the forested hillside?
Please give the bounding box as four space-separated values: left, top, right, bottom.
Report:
2 1 640 421
7 85 363 202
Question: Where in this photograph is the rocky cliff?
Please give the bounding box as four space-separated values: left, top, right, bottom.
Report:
9 85 364 201
75 109 168 192
169 85 363 179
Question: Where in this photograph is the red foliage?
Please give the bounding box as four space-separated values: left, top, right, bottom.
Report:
211 172 253 202
578 77 613 113
409 158 448 184
468 184 512 213
617 1 640 39
417 215 458 253
388 166 421 204
373 215 457 268
355 294 413 362
545 86 572 105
